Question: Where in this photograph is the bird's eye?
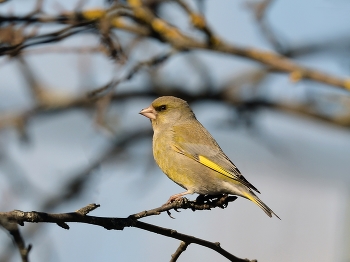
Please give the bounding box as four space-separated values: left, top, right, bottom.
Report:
159 105 167 111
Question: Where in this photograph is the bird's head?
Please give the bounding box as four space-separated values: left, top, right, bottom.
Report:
139 96 195 127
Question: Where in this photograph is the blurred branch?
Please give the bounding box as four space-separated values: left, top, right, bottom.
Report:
23 46 103 55
0 218 31 262
0 128 152 262
88 49 177 97
247 0 350 61
175 0 214 43
246 0 288 54
1 87 350 144
0 1 349 90
125 0 350 91
0 197 254 262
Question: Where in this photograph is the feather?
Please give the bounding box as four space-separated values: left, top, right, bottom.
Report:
172 122 260 193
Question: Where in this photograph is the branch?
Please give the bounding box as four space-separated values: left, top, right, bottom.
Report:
135 220 254 262
0 197 254 262
88 49 177 97
125 0 350 91
0 218 31 262
129 194 238 219
1 196 237 226
1 86 349 144
1 3 349 90
170 241 189 262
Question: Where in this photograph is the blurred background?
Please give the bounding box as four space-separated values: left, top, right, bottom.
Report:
0 0 350 261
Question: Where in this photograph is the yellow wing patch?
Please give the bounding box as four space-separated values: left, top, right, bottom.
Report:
172 140 260 193
198 155 235 180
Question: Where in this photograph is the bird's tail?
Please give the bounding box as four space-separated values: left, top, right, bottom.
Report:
243 191 280 219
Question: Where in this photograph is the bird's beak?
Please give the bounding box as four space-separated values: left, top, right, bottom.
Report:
139 106 157 120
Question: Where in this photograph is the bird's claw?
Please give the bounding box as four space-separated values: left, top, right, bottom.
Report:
166 210 175 219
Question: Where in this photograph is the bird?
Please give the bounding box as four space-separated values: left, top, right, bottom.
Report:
139 96 280 219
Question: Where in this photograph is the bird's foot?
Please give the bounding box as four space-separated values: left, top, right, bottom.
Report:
163 191 192 206
163 195 184 207
163 194 187 219
165 195 181 205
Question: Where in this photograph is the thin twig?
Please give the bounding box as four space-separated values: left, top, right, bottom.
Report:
170 241 189 262
0 218 31 262
88 49 177 97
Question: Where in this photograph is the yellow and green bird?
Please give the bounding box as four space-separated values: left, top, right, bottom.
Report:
140 96 280 219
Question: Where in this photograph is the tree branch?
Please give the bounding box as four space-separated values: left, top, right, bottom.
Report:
0 218 31 262
125 0 350 91
170 241 189 262
1 2 349 90
0 197 254 262
129 195 237 219
135 220 253 262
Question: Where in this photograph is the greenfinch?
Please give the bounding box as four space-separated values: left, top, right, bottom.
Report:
140 96 279 219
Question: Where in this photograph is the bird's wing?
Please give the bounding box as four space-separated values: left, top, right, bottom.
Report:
172 123 260 193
